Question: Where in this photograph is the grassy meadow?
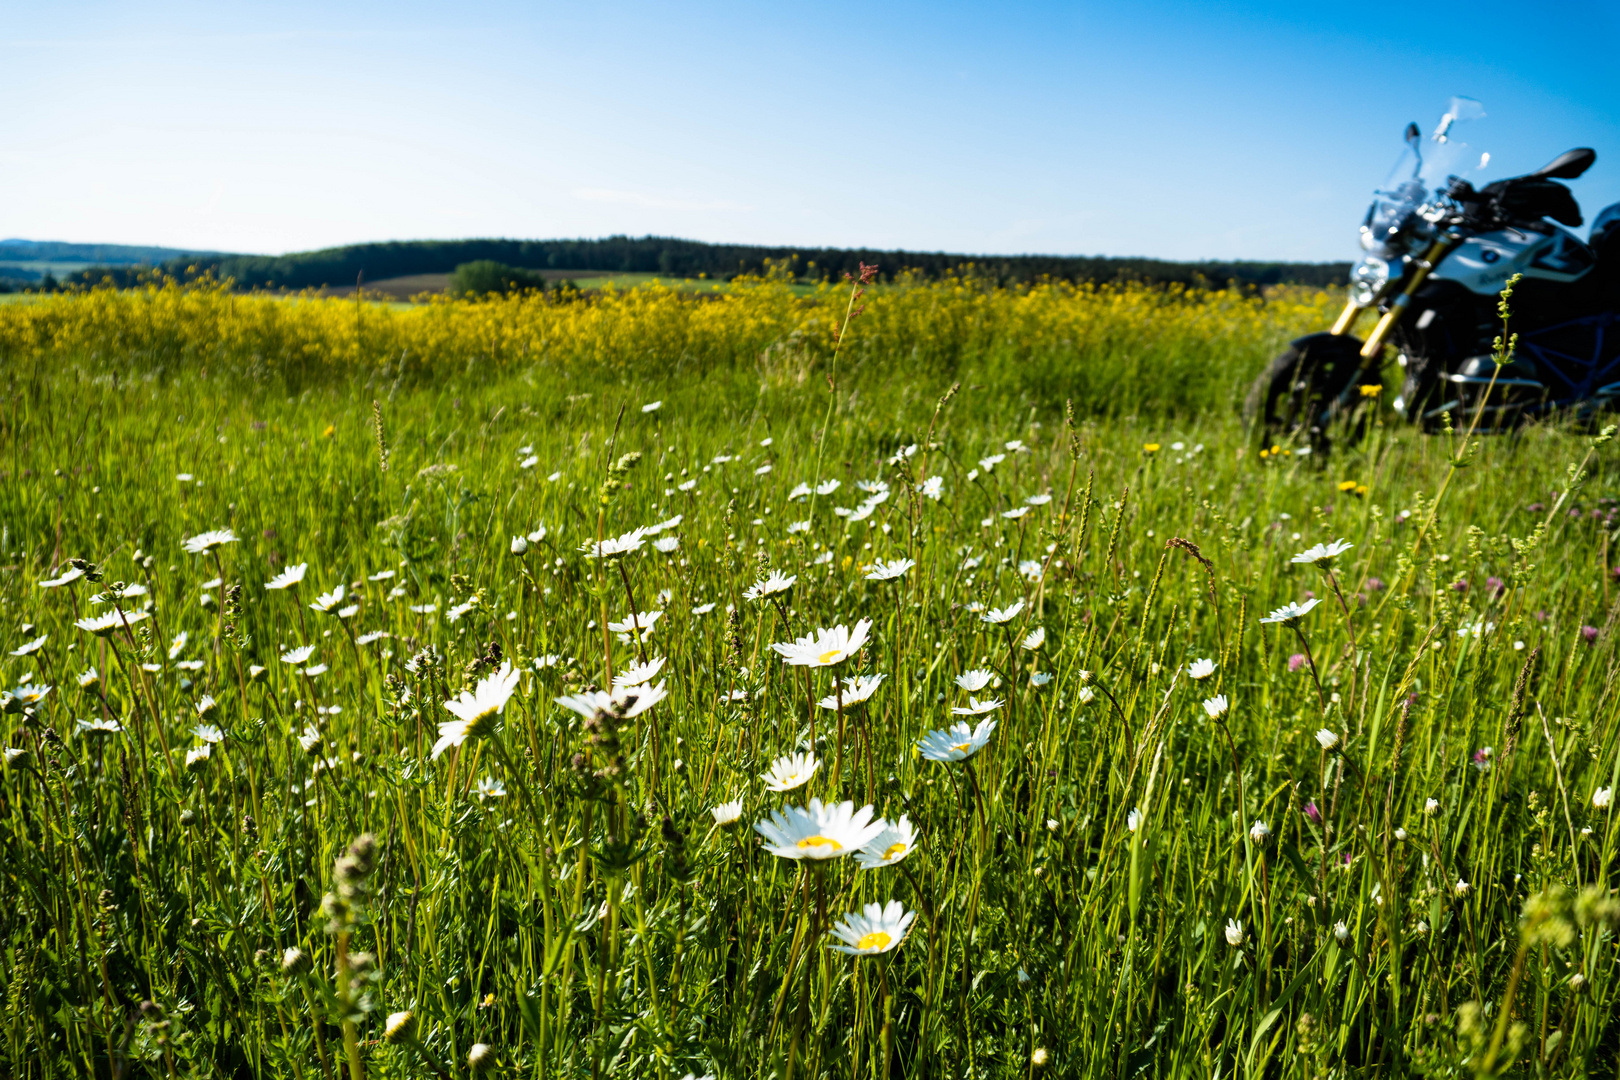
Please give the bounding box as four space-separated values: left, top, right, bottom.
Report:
3 276 1620 1078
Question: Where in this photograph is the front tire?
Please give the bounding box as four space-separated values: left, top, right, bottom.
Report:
1245 332 1381 452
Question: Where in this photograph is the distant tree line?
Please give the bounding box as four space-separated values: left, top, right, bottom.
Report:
56 236 1349 292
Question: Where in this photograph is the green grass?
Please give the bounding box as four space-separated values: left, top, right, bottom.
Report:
3 312 1620 1078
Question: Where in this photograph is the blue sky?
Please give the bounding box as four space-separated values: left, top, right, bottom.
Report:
4 0 1617 261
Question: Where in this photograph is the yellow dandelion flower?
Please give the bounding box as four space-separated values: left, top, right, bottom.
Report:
1359 384 1382 397
1338 480 1359 492
1143 443 1160 453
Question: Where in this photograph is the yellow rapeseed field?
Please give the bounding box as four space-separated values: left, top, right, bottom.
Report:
0 275 1340 412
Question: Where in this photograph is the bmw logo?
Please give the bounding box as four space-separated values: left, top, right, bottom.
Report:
1480 249 1501 264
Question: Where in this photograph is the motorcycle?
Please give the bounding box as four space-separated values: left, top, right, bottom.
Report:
1248 97 1620 446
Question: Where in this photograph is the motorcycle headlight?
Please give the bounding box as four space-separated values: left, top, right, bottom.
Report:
1349 257 1390 307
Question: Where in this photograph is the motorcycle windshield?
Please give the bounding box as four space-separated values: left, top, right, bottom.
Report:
1363 97 1488 254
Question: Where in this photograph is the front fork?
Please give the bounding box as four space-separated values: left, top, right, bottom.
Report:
1339 236 1459 359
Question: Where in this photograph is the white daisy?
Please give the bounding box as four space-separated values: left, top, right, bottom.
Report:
1001 506 1031 520
75 609 149 636
653 536 680 553
280 645 316 665
182 529 238 554
76 667 100 689
1261 599 1321 625
185 743 212 770
1025 493 1053 506
981 600 1025 625
76 717 123 735
432 661 521 758
309 584 346 614
11 684 52 706
510 535 529 555
40 567 85 588
827 900 915 955
1224 919 1245 947
918 476 944 500
367 569 395 582
1021 626 1046 650
611 656 667 689
580 527 650 559
554 681 668 721
855 816 917 869
814 479 840 495
607 610 663 639
770 619 873 668
266 563 308 590
1187 658 1216 680
711 799 744 826
978 454 1006 471
816 673 887 710
1290 539 1353 570
956 669 995 692
10 635 46 657
761 752 820 792
951 696 1003 716
193 721 224 743
744 570 798 601
917 718 997 762
1315 729 1341 751
788 482 813 501
864 558 914 582
754 798 884 860
1203 695 1229 720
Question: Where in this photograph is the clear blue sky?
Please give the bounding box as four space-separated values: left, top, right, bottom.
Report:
4 0 1617 261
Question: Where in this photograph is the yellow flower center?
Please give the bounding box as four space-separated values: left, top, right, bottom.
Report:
856 931 892 951
818 649 842 665
952 741 972 753
796 835 842 851
882 843 907 861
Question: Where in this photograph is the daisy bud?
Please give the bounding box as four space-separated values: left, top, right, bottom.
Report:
1249 821 1270 844
1594 787 1613 809
467 1043 495 1073
1315 729 1340 751
281 947 311 975
510 535 529 556
384 1010 416 1044
1224 918 1245 947
1333 920 1349 942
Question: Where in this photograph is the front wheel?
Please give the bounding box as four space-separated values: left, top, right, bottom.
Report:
1245 332 1382 452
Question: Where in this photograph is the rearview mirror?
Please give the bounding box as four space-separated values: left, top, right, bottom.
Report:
1532 147 1596 180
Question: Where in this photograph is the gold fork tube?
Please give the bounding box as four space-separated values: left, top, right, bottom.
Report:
1329 299 1363 336
1359 237 1456 360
